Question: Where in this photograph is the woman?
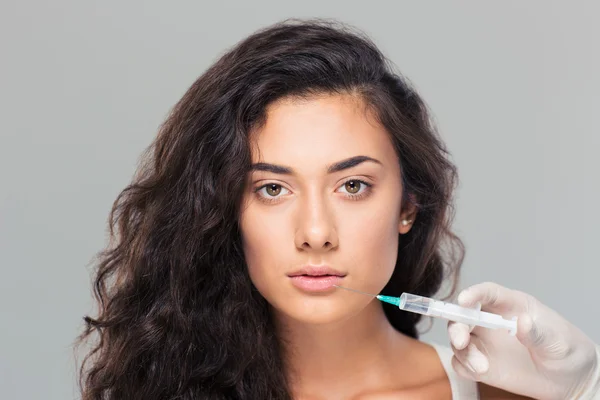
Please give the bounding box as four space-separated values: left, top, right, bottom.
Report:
78 19 528 399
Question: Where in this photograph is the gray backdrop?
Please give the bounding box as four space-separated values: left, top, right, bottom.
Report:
1 1 598 399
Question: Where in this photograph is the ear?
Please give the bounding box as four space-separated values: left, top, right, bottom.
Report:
398 194 418 235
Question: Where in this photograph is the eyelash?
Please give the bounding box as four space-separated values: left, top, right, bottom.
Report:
253 179 373 205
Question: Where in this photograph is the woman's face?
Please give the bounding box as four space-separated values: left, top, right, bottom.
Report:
239 93 414 325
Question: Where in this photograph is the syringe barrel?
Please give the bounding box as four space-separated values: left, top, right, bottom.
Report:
399 292 518 335
400 293 481 323
399 293 434 316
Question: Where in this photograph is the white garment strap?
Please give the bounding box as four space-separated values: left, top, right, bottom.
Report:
430 342 480 399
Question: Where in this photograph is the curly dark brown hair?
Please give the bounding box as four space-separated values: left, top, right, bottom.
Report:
77 18 464 400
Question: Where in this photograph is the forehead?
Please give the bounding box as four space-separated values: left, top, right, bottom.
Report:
249 94 398 170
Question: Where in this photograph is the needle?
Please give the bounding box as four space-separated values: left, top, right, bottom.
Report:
332 284 378 297
332 284 401 307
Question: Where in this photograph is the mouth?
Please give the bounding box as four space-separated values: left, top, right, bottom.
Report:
287 266 346 292
287 266 346 278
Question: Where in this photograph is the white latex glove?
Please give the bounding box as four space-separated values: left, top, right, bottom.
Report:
447 282 600 400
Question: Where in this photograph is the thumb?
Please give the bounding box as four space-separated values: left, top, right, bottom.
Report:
516 313 568 359
516 312 566 360
516 313 544 349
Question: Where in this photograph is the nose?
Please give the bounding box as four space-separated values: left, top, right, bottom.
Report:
294 192 339 252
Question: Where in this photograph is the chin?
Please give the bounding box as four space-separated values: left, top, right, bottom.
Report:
281 310 347 326
270 296 364 326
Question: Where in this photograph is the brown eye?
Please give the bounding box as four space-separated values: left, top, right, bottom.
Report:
344 180 361 194
265 184 282 196
256 183 289 202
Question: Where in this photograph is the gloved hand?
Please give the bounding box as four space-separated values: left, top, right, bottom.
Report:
447 282 600 400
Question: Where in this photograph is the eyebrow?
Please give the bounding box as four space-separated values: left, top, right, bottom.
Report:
250 155 382 175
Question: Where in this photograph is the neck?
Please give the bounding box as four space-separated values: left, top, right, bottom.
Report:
275 299 412 399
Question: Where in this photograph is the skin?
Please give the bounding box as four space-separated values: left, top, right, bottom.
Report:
238 93 524 400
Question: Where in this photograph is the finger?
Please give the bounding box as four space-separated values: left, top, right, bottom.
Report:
515 312 557 356
458 281 517 309
451 354 478 380
447 320 471 350
515 312 536 346
450 342 490 375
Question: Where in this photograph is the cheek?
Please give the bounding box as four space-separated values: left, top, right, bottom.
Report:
341 199 401 286
239 203 290 297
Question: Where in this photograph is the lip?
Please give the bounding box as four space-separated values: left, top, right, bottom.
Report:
289 275 345 292
287 266 346 278
287 266 346 293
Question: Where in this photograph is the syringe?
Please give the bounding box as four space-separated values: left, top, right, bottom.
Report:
334 285 518 335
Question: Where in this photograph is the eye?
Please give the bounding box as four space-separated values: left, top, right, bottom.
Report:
256 184 290 199
338 180 368 195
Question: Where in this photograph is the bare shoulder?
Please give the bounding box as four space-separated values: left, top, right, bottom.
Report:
395 336 449 380
478 383 535 399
